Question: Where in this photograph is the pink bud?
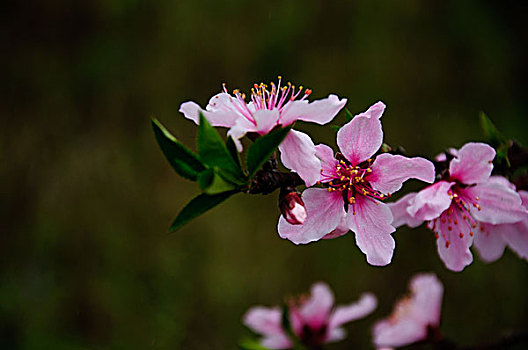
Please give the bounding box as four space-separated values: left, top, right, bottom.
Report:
280 191 307 225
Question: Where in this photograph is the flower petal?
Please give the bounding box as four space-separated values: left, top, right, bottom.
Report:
315 144 339 183
473 223 507 263
243 306 284 336
299 283 334 330
179 100 241 127
407 181 454 221
261 335 293 350
449 143 495 184
278 130 322 187
434 209 474 272
326 328 347 343
337 116 383 165
329 293 377 329
279 94 347 126
373 318 427 348
354 101 386 120
462 181 527 225
254 109 280 134
502 220 528 261
387 193 424 228
369 154 435 194
278 188 345 244
346 198 396 266
226 118 257 152
373 274 443 348
408 273 443 327
322 215 349 240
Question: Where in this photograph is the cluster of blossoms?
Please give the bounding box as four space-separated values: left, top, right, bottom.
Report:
177 78 528 271
242 274 444 349
243 283 377 349
160 78 528 349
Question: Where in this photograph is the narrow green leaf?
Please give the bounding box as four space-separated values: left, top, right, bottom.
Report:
169 191 236 232
197 167 237 195
226 136 243 170
344 108 354 122
479 112 507 147
152 118 205 181
330 125 341 132
246 125 292 178
197 114 246 183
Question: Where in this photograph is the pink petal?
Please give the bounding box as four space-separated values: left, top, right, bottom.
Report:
299 283 334 330
322 215 349 240
243 306 284 336
387 193 424 228
261 335 293 350
329 293 377 329
407 181 454 221
373 318 427 348
434 209 474 271
434 148 458 162
253 109 280 134
488 175 516 190
473 223 507 263
179 100 240 127
502 219 528 261
449 143 495 184
279 94 347 126
326 328 346 343
278 188 345 244
354 101 386 120
315 144 339 183
226 118 257 152
462 181 527 225
372 273 443 348
408 273 443 327
278 130 322 187
337 116 383 165
369 154 435 194
346 197 396 266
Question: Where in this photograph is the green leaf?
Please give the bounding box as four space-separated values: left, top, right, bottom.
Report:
479 112 507 147
226 136 243 170
152 118 205 181
246 125 292 178
197 167 237 195
238 338 270 350
330 125 341 132
197 114 246 184
344 108 354 122
169 191 236 232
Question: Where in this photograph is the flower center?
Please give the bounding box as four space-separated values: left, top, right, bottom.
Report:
326 157 387 206
426 186 481 248
223 76 312 114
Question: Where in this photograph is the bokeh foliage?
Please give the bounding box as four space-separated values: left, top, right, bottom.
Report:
2 0 527 349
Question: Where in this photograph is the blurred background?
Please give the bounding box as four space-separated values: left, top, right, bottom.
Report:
2 0 528 349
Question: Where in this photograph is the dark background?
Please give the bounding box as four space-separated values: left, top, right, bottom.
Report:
2 0 527 349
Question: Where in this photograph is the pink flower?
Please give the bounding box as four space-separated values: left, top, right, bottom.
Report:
279 189 308 225
473 178 528 263
278 102 435 266
372 273 443 349
179 78 347 186
243 282 377 349
389 143 528 271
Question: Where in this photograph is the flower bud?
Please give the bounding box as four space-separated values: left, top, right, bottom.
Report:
279 188 307 225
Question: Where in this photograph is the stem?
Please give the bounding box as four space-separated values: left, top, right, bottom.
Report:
248 160 305 195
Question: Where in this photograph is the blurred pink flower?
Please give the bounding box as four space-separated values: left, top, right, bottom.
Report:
243 282 377 349
278 102 435 265
179 78 346 186
372 273 443 349
389 143 528 271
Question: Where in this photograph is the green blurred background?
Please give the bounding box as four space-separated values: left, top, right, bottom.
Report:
2 1 528 349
